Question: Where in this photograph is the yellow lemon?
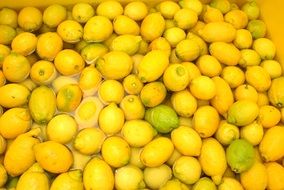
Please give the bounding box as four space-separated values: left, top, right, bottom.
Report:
258 105 281 128
196 55 222 77
57 20 83 43
210 0 231 14
98 79 124 104
179 0 203 15
171 126 202 156
203 6 224 23
225 9 248 29
261 60 282 79
240 121 264 145
259 126 284 162
18 7 42 32
176 39 200 62
0 135 6 154
83 157 114 190
234 84 258 102
257 92 269 106
253 38 276 60
50 170 83 190
56 84 82 112
47 114 77 144
140 137 174 167
160 179 189 190
73 127 105 155
239 49 261 68
122 74 143 95
115 165 145 190
129 147 145 169
124 1 148 21
101 136 131 168
140 82 167 107
174 8 198 30
113 15 140 35
245 66 271 92
157 1 180 19
0 44 10 68
181 61 201 82
190 20 206 35
0 83 30 108
144 164 172 189
141 13 165 41
268 77 284 108
96 51 133 80
247 19 266 39
74 96 103 128
11 32 37 56
0 8 18 28
72 3 94 23
122 120 156 147
165 19 176 29
216 119 239 144
17 77 37 91
0 164 7 187
187 32 209 55
34 141 73 174
30 60 57 85
265 162 284 190
218 177 244 190
163 27 186 47
98 103 125 135
79 64 102 96
120 95 145 120
3 53 30 82
171 90 197 117
36 32 63 61
111 35 142 55
190 76 216 100
96 0 123 20
241 1 260 20
43 4 66 28
149 37 171 56
0 107 31 139
234 29 253 49
81 43 108 64
83 16 113 42
0 25 16 45
221 66 245 88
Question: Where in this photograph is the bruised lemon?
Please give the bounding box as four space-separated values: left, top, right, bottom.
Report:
57 20 83 43
30 60 57 85
96 0 123 20
124 1 148 21
72 3 94 23
18 7 42 32
140 82 167 107
120 95 145 120
43 4 67 28
98 79 124 104
56 84 82 112
11 32 37 56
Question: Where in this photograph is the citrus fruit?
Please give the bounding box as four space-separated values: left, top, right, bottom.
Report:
72 3 94 23
43 4 66 28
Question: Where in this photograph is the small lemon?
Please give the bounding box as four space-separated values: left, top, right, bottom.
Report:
83 16 113 42
113 15 140 35
36 32 63 61
129 147 145 169
174 8 198 29
265 162 284 190
50 170 83 190
98 79 124 104
144 164 172 189
54 49 85 76
115 165 145 190
96 0 123 20
225 9 248 29
218 177 244 190
171 90 197 117
234 84 259 102
11 32 37 56
73 127 105 155
240 121 263 145
98 103 125 135
102 136 131 168
163 27 186 47
261 60 282 79
124 1 148 21
122 74 143 95
18 7 42 32
245 65 271 92
43 4 66 28
203 6 224 23
253 38 276 60
173 156 201 185
149 37 171 56
3 52 30 83
0 70 6 87
179 0 203 15
57 20 83 43
0 8 18 28
140 82 167 107
0 44 10 67
190 76 216 100
221 66 245 88
75 96 103 128
72 3 94 23
30 60 57 85
181 62 201 82
215 120 239 146
56 84 82 112
111 35 142 55
234 29 253 49
176 39 200 61
47 114 78 144
196 55 222 77
157 1 180 19
239 49 261 68
120 95 145 120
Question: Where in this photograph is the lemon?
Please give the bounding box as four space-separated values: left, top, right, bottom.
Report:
170 49 182 63
0 107 31 139
98 80 124 104
165 19 176 29
4 128 40 176
190 76 216 100
0 164 7 187
167 148 182 166
11 32 37 56
140 137 174 167
179 0 203 15
0 83 30 108
157 1 180 19
3 53 30 83
120 95 145 120
257 92 269 106
36 32 63 61
225 9 248 29
163 64 190 91
57 84 82 112
149 37 171 56
209 42 241 66
50 170 83 190
160 179 189 190
30 60 57 85
72 3 94 23
210 0 231 14
221 66 245 88
171 90 197 117
253 38 276 60
218 177 244 190
174 8 198 30
47 114 77 144
57 20 83 43
141 13 165 41
129 147 145 169
246 66 271 92
163 27 186 48
137 50 169 83
234 29 253 49
144 164 172 189
110 35 141 56
132 54 145 74
239 49 261 68
98 103 125 135
115 165 145 190
259 126 284 162
0 135 6 154
102 136 131 168
78 66 101 96
197 55 222 77
96 0 123 20
34 141 73 174
0 8 17 28
268 77 284 108
113 15 140 35
258 105 281 128
73 127 105 155
176 39 200 62
18 7 42 32
261 60 282 79
242 1 260 20
265 162 284 190
83 16 113 42
203 6 224 23
240 121 263 146
234 84 258 102
75 96 103 128
71 150 91 170
181 61 201 82
0 44 10 67
215 120 239 146
124 1 148 21
96 51 133 80
81 43 108 64
52 76 78 93
199 138 227 185
187 32 209 56
190 20 206 35
122 74 143 95
43 4 66 28
247 19 266 39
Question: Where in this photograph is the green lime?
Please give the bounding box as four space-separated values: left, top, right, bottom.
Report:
247 20 266 39
241 1 260 20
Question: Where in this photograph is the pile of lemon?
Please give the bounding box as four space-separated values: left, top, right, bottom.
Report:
0 0 284 189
